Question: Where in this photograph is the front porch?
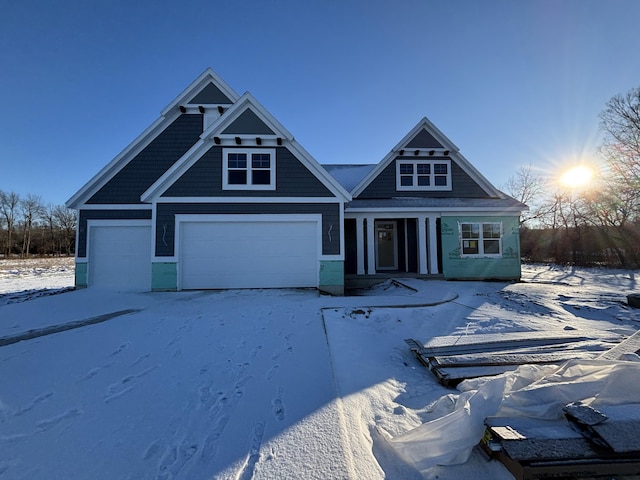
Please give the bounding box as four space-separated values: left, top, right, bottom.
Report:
344 215 442 278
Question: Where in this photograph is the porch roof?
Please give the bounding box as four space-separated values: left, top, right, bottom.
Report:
345 196 528 213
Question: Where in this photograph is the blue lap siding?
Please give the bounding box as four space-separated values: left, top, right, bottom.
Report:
87 114 203 204
163 147 334 198
358 158 490 199
77 209 152 257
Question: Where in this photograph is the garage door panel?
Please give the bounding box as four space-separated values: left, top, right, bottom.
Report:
180 219 319 290
89 225 151 291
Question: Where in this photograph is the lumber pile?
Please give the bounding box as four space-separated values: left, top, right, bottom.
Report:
406 331 625 387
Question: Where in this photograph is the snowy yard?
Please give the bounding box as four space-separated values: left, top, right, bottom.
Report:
1 259 639 479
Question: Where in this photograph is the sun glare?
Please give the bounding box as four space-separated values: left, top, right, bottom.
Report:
560 166 593 188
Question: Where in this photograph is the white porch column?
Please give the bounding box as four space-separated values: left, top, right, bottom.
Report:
366 217 376 274
356 217 365 275
428 216 439 274
417 215 428 274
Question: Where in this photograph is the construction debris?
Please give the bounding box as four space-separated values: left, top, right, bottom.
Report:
403 330 640 478
406 330 627 386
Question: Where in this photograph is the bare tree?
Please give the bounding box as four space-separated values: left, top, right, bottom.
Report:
53 205 77 256
599 86 640 195
19 194 44 258
0 190 20 257
503 164 548 226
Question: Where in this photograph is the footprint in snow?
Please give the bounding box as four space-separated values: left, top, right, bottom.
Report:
266 365 279 380
14 391 54 417
108 342 131 358
237 420 266 480
36 408 82 431
130 353 150 368
250 345 263 358
78 367 102 382
200 414 229 462
104 366 158 403
144 440 163 461
156 440 198 480
272 387 285 421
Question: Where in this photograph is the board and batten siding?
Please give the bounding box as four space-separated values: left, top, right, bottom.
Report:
155 203 341 257
162 147 334 198
87 114 203 204
77 209 153 257
358 158 490 199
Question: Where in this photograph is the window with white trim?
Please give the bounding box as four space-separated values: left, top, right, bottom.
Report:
223 148 276 190
460 222 502 257
396 160 451 191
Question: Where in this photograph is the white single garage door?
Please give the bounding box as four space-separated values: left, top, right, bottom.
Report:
179 217 319 290
88 222 152 291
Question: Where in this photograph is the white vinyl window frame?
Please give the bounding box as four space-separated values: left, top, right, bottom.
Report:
222 148 276 191
459 221 503 258
396 159 452 191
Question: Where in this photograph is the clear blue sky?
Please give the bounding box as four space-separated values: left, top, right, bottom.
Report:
2 0 640 206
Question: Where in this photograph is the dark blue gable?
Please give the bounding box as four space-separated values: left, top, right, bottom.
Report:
357 157 491 199
162 146 334 198
88 114 203 204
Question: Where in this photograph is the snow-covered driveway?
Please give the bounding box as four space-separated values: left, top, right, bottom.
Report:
1 288 360 479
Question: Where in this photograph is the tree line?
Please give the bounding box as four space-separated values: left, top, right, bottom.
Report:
506 85 640 268
0 191 76 258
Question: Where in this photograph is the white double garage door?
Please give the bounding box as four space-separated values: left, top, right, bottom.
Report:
88 215 320 291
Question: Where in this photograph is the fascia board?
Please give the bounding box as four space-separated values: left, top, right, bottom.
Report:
160 68 240 117
284 140 352 201
451 150 503 198
344 206 527 214
66 110 179 209
418 116 460 152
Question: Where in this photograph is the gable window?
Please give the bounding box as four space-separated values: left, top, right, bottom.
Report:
223 148 276 190
460 222 502 257
396 160 451 191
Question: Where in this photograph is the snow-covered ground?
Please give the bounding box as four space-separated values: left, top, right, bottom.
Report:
1 261 639 479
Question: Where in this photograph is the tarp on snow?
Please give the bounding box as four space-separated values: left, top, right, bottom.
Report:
389 359 640 472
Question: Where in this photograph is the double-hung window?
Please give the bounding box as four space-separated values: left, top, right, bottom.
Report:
460 222 502 257
396 160 451 191
223 148 276 190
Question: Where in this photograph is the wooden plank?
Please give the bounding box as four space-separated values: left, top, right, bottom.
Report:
420 332 622 357
429 350 599 368
598 329 640 360
424 330 622 348
432 364 521 386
